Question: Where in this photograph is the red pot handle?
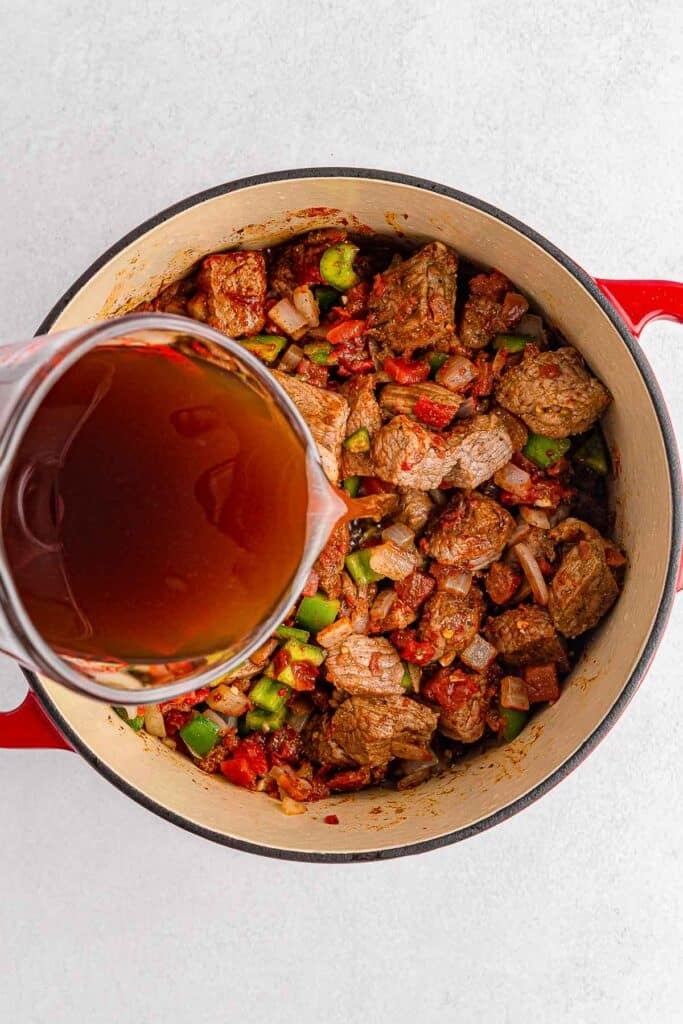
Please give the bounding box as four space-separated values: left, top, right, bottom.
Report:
594 279 683 337
0 689 71 750
595 278 683 591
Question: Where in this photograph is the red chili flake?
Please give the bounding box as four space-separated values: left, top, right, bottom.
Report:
324 814 340 825
413 395 457 429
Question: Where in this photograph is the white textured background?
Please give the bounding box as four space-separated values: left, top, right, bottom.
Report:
1 2 681 1021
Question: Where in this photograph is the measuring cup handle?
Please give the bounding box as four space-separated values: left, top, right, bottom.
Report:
0 687 71 749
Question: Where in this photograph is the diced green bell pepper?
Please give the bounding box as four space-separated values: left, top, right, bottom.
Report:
275 639 326 686
342 476 361 498
343 427 371 453
499 707 529 743
249 675 291 713
399 663 413 691
114 706 144 731
313 285 340 315
244 706 287 733
296 594 340 632
523 432 570 469
304 340 335 366
493 334 530 353
427 351 449 372
319 243 359 291
574 430 610 475
240 335 287 364
179 714 221 757
275 624 310 643
345 548 384 586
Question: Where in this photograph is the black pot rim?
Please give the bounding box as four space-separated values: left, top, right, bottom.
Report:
28 167 683 863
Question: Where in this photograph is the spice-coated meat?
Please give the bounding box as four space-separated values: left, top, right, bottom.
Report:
495 346 611 438
459 270 529 350
371 414 450 490
314 520 350 599
548 539 619 638
422 667 490 743
195 252 267 337
272 370 349 484
442 413 513 490
423 493 515 571
418 586 485 665
330 695 438 765
340 374 382 477
484 604 566 666
325 634 405 697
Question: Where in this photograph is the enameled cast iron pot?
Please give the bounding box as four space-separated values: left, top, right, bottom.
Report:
2 169 682 862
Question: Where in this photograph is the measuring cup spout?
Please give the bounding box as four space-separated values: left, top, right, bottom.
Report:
304 457 348 557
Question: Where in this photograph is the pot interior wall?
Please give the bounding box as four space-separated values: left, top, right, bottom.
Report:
38 176 673 856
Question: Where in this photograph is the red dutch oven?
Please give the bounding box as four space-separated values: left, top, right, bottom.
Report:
1 170 682 861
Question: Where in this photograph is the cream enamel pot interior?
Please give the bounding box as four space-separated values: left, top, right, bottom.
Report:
2 169 682 862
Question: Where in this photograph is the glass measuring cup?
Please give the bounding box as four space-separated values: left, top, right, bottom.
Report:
0 313 346 704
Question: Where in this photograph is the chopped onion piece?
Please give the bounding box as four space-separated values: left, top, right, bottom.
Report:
428 488 448 506
143 704 166 738
206 683 250 717
455 396 478 419
381 522 415 549
281 794 307 815
369 589 397 628
460 634 498 671
279 343 304 372
500 675 530 711
520 506 551 529
292 285 320 327
201 708 230 733
368 541 417 581
436 354 478 392
513 542 549 606
441 571 472 596
515 313 547 345
507 523 531 547
494 462 532 492
268 297 309 337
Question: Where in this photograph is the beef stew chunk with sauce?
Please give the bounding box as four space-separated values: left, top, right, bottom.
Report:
119 230 625 814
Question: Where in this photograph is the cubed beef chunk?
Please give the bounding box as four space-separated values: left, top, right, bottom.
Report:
271 228 348 298
340 374 382 477
346 491 400 521
302 713 355 767
325 634 404 697
423 493 514 571
442 413 513 490
272 370 349 483
495 346 611 438
548 539 619 638
459 271 529 350
195 252 267 337
371 415 450 490
397 488 434 534
369 572 435 633
418 586 484 664
367 242 458 356
330 695 438 765
314 520 350 599
422 667 489 743
484 605 566 666
491 406 529 452
485 561 523 605
510 525 556 566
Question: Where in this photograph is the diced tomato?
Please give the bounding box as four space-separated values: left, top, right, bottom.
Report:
162 708 193 736
290 660 319 692
272 647 290 678
361 476 396 495
326 319 367 345
383 356 430 385
390 628 436 665
266 726 304 768
523 663 560 703
220 757 258 789
413 395 457 429
395 570 435 610
221 733 269 788
422 667 480 709
159 687 210 714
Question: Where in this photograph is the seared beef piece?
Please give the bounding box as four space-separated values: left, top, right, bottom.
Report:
485 605 566 667
370 571 436 633
459 271 529 350
422 667 489 743
340 374 382 477
272 370 349 484
495 346 611 438
195 252 267 337
371 415 450 490
397 488 434 534
314 520 350 599
325 634 404 697
485 561 523 605
346 492 400 521
549 517 624 567
303 713 356 767
271 228 348 298
367 242 458 356
423 493 515 571
491 406 528 452
330 695 438 765
442 413 513 490
137 276 194 316
548 539 619 638
510 525 556 566
418 585 485 665
379 382 462 419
